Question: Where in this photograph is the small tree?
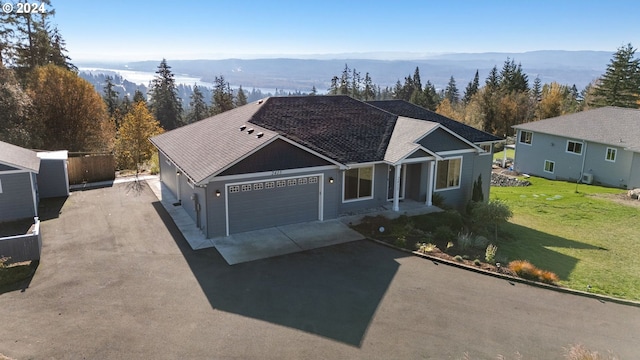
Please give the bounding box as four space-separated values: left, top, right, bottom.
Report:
471 174 484 202
470 199 513 242
115 102 163 174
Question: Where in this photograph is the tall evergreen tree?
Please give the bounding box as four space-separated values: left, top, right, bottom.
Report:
186 85 208 123
444 76 460 104
363 72 375 100
531 76 542 102
462 70 480 103
210 75 235 115
103 76 119 118
148 59 183 130
485 66 500 90
133 89 146 104
591 43 640 108
235 85 248 106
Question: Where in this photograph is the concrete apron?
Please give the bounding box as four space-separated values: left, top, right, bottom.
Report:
211 220 365 265
146 177 364 265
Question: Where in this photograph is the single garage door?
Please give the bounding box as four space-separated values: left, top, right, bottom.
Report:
227 175 321 234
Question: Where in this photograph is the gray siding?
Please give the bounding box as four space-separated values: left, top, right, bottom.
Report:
159 152 178 199
178 172 207 233
0 164 18 171
0 172 36 222
514 130 637 188
37 159 69 198
629 153 640 189
434 152 475 210
419 128 471 152
219 139 332 176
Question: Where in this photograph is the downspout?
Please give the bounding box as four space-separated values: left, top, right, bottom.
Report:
579 141 588 181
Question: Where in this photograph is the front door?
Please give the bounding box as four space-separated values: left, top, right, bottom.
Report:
387 165 405 201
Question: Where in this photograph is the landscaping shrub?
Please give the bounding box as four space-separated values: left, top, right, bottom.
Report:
149 152 160 174
434 226 456 243
564 344 619 360
394 235 407 248
470 199 513 241
453 255 463 262
473 259 481 266
485 244 498 264
508 260 559 285
416 242 438 254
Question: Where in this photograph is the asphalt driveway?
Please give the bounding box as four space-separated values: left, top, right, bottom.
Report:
1 182 639 359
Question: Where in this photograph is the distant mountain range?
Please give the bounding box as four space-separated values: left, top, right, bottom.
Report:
77 50 613 93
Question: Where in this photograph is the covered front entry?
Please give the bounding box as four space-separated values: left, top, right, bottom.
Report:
226 174 323 235
388 161 436 211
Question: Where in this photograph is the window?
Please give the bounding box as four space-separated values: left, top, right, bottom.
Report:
480 144 492 153
344 166 374 201
241 184 252 192
229 185 240 193
544 160 555 173
253 183 263 190
436 158 462 190
298 177 307 185
566 141 583 155
287 179 297 186
276 180 286 187
265 181 275 189
606 147 617 162
519 131 533 145
309 176 318 184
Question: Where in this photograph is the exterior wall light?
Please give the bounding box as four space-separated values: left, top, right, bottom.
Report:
215 190 221 197
329 177 334 184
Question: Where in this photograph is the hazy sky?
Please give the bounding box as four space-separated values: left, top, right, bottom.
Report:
51 0 640 62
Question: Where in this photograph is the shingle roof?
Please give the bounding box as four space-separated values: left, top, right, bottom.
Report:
150 102 277 183
0 140 40 173
513 106 640 152
151 96 481 184
248 96 398 164
367 100 503 143
384 117 439 164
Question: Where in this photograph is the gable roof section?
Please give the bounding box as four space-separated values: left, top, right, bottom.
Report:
248 96 398 164
150 102 278 184
384 117 439 164
368 100 502 143
0 140 40 173
513 106 640 152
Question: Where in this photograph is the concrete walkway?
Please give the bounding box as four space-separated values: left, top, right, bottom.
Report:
145 177 364 265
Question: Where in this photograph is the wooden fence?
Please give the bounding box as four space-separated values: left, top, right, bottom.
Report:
0 218 41 264
67 153 115 185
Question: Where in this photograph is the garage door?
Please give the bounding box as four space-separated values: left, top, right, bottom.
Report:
227 175 321 234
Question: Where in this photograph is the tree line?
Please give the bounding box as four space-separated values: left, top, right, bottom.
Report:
328 43 640 137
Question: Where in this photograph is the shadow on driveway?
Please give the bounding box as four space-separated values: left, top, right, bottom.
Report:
152 201 407 347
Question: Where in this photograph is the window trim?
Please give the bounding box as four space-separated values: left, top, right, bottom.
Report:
605 147 617 162
566 140 583 155
434 156 463 192
519 131 533 145
544 160 555 174
342 165 375 203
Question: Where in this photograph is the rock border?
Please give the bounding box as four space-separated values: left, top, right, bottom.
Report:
367 237 640 308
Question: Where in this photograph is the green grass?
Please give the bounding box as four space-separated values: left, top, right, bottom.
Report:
491 176 640 300
493 148 515 162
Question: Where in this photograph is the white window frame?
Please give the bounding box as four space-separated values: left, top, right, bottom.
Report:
544 160 555 173
0 179 2 194
566 140 583 155
519 131 533 145
605 147 617 162
435 156 463 191
342 165 375 203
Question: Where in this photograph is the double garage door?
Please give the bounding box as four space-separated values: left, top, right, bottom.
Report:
227 175 322 234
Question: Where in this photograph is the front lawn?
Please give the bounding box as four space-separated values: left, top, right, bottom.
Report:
491 177 639 300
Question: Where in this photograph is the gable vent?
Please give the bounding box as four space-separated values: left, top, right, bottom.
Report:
239 125 246 131
256 132 264 138
246 128 254 134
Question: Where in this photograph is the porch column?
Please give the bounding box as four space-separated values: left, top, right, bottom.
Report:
426 161 435 206
392 163 402 211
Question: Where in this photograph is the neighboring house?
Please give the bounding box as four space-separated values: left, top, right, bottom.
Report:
151 96 502 238
513 106 640 189
0 140 41 223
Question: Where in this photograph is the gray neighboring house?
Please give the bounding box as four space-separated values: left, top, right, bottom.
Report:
0 140 41 223
513 106 640 189
151 96 502 238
